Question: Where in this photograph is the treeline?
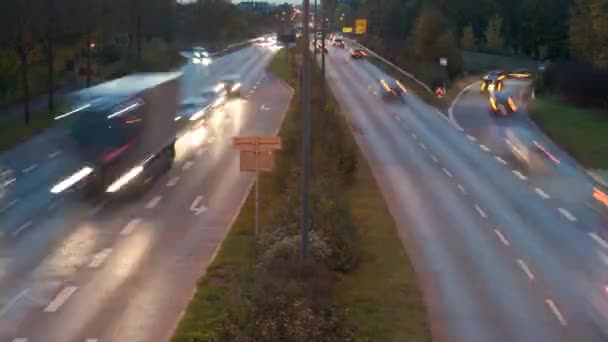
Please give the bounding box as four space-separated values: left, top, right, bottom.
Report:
0 0 275 123
334 0 608 76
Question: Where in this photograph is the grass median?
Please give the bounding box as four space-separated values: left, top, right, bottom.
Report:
171 46 429 341
529 96 608 169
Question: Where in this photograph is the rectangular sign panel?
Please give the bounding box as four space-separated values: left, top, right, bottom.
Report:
355 19 367 35
342 27 353 33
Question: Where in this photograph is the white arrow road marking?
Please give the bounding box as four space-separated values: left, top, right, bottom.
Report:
190 196 208 215
167 177 180 187
44 286 77 312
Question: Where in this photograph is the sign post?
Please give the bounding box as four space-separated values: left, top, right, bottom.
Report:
439 57 448 96
355 19 368 35
233 136 282 237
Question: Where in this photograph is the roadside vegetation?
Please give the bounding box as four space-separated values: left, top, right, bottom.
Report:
172 45 429 341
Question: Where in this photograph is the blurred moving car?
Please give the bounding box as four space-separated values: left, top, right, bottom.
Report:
192 46 211 65
489 92 517 116
380 79 407 102
219 74 242 97
481 70 506 93
333 36 345 48
508 68 532 79
350 47 367 59
315 40 328 54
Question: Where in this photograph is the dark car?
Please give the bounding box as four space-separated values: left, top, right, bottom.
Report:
350 47 367 59
489 92 517 116
481 70 506 93
333 36 345 48
219 74 242 97
380 79 407 102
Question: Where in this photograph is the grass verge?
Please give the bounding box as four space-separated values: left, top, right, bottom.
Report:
0 103 65 152
336 152 430 341
171 47 429 341
529 96 608 169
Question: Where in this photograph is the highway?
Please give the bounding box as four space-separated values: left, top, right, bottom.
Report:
322 42 608 341
0 41 289 341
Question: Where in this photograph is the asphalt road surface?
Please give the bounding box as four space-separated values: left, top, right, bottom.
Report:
0 41 290 341
322 42 608 341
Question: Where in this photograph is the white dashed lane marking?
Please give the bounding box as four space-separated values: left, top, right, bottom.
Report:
88 248 113 268
494 229 510 246
44 286 78 312
182 161 194 170
22 164 38 173
431 155 439 163
145 196 162 209
120 218 142 236
442 168 453 178
420 143 427 150
458 184 466 195
535 188 551 199
558 208 577 222
495 156 507 165
480 144 491 152
12 338 27 342
474 205 487 219
512 170 528 180
48 150 62 159
12 221 32 237
167 177 180 187
546 299 567 326
517 259 535 280
589 232 608 249
467 134 477 142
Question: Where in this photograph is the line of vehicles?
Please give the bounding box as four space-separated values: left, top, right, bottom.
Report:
50 70 242 198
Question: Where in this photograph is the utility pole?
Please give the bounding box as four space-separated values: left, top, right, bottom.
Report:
301 0 311 261
321 0 326 110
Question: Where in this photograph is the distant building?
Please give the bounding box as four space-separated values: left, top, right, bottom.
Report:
238 1 271 14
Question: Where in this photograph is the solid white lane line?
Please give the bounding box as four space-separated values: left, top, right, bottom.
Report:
480 144 491 152
48 150 62 159
88 248 113 268
558 208 577 222
535 188 551 199
545 299 567 326
442 168 453 178
120 218 142 236
44 286 77 312
182 161 194 170
512 170 528 180
597 250 608 265
22 164 39 173
495 156 507 165
431 155 439 163
0 289 29 318
474 205 487 219
145 196 162 209
2 177 16 187
517 259 535 280
12 221 32 237
494 229 510 246
458 184 467 195
467 134 477 142
167 177 180 187
589 232 608 249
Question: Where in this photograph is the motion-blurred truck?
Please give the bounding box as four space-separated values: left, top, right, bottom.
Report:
50 73 180 196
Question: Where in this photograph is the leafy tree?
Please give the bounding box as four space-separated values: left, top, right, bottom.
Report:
413 8 442 60
570 0 608 68
484 14 505 52
460 23 476 50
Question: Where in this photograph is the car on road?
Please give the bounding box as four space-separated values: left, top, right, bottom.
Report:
380 79 407 102
315 40 328 54
219 74 242 98
333 36 345 48
481 70 506 93
489 92 517 116
508 68 532 79
192 46 211 65
350 47 367 59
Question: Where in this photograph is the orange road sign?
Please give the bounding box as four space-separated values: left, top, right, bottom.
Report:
355 19 367 35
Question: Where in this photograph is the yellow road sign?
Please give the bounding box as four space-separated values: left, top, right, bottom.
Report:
355 19 367 35
342 27 353 33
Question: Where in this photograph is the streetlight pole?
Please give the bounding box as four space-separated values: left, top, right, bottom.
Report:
313 0 318 54
321 0 326 110
301 0 311 261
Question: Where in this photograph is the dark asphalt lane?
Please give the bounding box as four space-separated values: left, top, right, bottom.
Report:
323 42 608 341
0 42 288 341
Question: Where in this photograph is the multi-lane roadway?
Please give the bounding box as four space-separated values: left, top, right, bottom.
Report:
323 41 608 341
0 41 289 341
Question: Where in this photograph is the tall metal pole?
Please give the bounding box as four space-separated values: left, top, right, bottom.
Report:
313 0 318 54
255 141 259 238
301 0 311 261
321 0 326 110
